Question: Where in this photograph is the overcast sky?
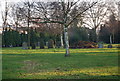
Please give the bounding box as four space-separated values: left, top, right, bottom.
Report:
0 0 59 26
0 0 119 26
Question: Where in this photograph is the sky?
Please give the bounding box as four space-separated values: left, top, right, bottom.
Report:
0 0 59 26
0 0 76 26
0 0 22 26
0 0 119 27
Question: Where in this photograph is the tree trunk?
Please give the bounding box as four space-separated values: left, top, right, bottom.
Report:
95 29 98 43
60 33 64 48
110 35 112 44
54 39 56 48
93 28 97 42
64 26 70 57
112 32 114 44
27 18 30 49
27 4 30 49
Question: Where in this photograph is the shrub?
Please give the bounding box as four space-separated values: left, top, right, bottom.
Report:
70 41 97 49
107 44 112 48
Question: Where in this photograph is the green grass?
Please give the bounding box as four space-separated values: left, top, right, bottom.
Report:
2 47 120 79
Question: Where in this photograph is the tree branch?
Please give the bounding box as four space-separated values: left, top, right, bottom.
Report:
30 20 63 24
67 2 97 27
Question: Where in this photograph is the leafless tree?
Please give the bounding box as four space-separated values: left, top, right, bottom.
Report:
1 2 10 31
103 1 118 44
117 1 120 20
31 0 97 57
15 0 35 49
10 3 22 31
83 1 108 42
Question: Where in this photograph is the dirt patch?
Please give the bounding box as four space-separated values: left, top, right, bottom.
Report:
22 60 39 72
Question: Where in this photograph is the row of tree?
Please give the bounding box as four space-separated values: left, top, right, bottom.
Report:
99 14 120 44
2 0 98 56
2 18 120 48
2 26 93 48
1 0 120 56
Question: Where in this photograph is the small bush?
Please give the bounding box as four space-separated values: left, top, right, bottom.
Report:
70 41 97 49
108 44 112 48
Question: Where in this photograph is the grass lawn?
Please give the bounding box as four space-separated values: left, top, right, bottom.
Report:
2 47 120 79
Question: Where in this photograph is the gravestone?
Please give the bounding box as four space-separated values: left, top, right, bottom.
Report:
31 43 36 49
9 45 13 47
48 40 54 48
98 44 103 48
108 44 112 48
22 42 28 49
37 42 40 47
46 42 48 48
40 40 44 49
56 41 61 48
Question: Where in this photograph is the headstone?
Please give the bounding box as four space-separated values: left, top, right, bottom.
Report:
40 40 44 49
31 43 36 49
46 42 48 48
98 44 103 48
108 44 112 48
37 42 40 47
56 41 61 48
48 40 54 48
9 44 13 47
2 45 5 47
22 42 28 49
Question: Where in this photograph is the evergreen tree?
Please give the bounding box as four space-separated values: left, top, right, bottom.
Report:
69 27 89 46
3 28 13 47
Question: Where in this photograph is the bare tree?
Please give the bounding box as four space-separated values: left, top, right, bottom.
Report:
105 14 118 44
2 2 10 31
83 1 108 42
118 1 120 20
103 1 118 44
15 0 35 49
31 0 97 57
10 3 22 31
